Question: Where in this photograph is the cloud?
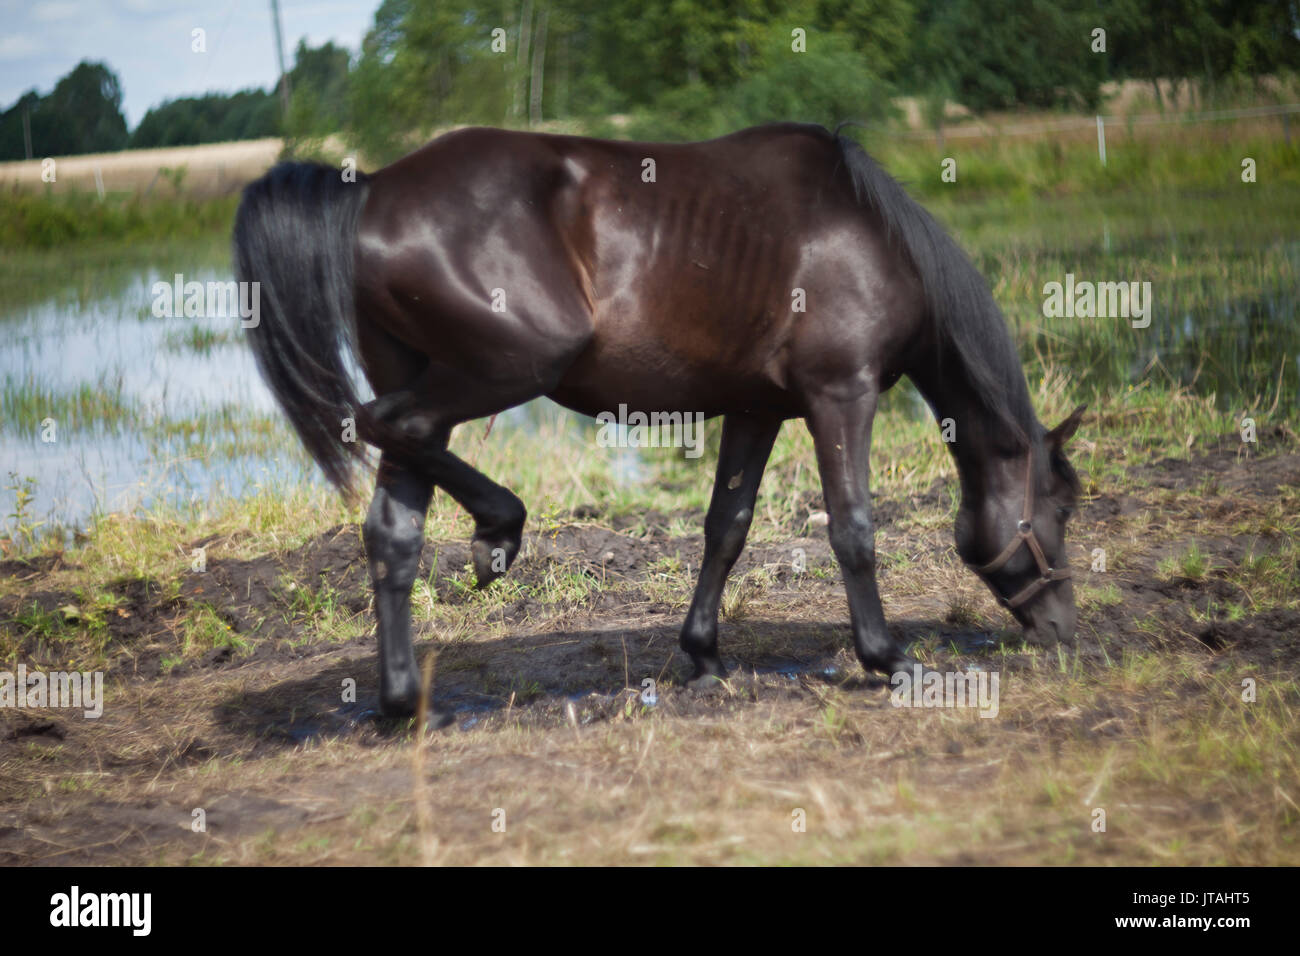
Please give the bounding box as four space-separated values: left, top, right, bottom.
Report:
32 1 83 22
118 0 184 13
0 34 44 60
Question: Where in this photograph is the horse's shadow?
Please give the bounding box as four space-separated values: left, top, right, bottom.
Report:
212 617 1012 747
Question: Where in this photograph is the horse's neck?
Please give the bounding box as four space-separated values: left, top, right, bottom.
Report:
906 346 1014 503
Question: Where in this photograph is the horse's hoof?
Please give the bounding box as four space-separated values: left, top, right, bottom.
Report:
471 535 518 588
684 658 729 693
861 655 918 680
379 675 423 719
378 697 417 719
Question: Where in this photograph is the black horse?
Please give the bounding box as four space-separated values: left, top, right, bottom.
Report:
233 122 1085 717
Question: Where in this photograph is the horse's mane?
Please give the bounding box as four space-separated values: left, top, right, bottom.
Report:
831 127 1038 450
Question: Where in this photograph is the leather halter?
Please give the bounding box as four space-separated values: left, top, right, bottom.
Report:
967 452 1072 610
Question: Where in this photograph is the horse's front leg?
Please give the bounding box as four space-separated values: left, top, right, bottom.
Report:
680 413 782 687
363 455 432 717
805 390 913 676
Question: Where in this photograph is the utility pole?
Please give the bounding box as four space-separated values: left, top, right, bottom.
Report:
270 0 291 119
513 0 533 122
529 7 547 127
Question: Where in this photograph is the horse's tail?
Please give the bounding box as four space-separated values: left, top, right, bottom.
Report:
233 162 372 499
832 130 1033 446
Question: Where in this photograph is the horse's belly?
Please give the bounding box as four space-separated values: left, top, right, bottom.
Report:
548 313 797 420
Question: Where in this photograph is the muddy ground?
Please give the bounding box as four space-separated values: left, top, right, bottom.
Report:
1 442 1297 865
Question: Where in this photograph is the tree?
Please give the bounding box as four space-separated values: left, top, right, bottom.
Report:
909 0 1105 111
0 61 127 159
348 0 512 162
131 91 279 148
1108 0 1300 103
285 39 352 139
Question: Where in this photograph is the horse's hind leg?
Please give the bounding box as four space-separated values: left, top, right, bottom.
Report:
363 454 433 717
679 413 782 687
361 433 522 718
360 394 526 588
805 390 913 676
422 446 526 588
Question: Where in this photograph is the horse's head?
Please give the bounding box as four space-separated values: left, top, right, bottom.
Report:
956 405 1086 645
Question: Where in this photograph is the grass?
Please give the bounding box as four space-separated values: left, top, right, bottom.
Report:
1 107 1298 866
0 376 132 435
4 590 117 668
1159 543 1211 580
3 357 1292 606
280 576 359 646
181 602 248 655
5 640 1294 865
0 188 240 251
0 234 229 314
868 117 1300 204
161 324 241 353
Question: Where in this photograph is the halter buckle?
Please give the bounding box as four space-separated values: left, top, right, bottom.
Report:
966 451 1071 610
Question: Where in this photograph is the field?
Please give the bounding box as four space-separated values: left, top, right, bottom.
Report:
1 110 1298 865
0 139 281 198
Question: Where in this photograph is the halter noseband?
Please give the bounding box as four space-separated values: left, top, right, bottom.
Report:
966 452 1071 610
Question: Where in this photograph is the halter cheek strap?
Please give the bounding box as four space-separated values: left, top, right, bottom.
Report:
968 453 1072 610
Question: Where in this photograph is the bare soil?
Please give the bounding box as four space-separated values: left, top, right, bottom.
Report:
1 444 1297 865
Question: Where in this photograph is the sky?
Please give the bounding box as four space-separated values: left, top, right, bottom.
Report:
0 0 381 128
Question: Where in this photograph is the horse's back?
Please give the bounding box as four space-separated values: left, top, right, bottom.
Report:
356 123 922 418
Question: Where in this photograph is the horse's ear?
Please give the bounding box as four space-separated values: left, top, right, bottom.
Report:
1046 404 1087 451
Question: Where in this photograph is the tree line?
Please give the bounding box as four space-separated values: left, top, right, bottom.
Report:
0 39 348 162
3 0 1298 163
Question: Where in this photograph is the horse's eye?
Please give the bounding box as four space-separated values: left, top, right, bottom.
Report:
1057 506 1072 521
